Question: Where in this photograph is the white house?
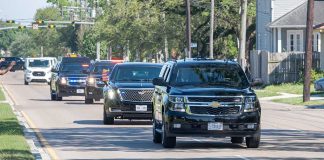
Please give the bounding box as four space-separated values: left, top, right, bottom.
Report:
256 0 324 53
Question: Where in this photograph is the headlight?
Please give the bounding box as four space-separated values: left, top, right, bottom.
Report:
26 70 32 74
169 96 185 112
244 97 257 112
60 77 67 85
108 89 115 99
87 77 96 85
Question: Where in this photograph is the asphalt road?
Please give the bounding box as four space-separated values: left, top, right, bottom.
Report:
1 72 324 160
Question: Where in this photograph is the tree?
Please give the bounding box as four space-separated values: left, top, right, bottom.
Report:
9 32 38 57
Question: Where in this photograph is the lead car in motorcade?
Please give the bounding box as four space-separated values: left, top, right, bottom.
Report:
103 63 162 124
152 59 261 148
50 57 90 101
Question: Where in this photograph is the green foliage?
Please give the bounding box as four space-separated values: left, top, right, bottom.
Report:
299 69 324 83
9 32 38 57
0 103 34 160
34 7 62 21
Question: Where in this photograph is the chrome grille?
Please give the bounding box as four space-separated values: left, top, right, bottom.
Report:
32 71 45 77
189 106 240 115
186 96 243 116
119 89 154 102
187 97 242 103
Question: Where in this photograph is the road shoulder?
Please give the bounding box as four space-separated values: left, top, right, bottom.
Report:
1 84 51 160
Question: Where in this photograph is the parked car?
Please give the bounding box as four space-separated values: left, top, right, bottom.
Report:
103 63 163 124
24 58 52 85
152 59 261 148
50 57 90 101
0 57 24 71
314 78 324 91
84 60 122 104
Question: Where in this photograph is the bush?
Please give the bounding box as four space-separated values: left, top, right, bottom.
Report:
299 69 324 83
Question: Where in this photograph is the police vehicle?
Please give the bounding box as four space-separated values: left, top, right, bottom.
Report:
50 56 90 101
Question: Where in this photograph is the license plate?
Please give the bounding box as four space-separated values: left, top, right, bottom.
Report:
136 105 147 111
208 122 223 131
76 89 84 94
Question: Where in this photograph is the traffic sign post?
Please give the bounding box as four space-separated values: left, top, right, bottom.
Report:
32 23 39 30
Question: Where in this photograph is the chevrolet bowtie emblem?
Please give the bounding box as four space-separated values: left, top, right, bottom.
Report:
210 101 221 108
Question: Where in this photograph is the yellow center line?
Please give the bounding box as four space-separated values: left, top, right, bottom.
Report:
21 111 60 160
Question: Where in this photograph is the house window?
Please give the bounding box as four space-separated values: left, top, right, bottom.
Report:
287 30 303 52
313 33 320 52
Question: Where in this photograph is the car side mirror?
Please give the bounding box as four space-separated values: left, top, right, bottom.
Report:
251 78 263 87
51 68 57 73
153 77 168 86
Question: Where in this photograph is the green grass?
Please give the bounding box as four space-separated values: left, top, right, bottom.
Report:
255 83 321 98
272 97 324 106
254 90 280 98
0 103 34 160
0 88 5 101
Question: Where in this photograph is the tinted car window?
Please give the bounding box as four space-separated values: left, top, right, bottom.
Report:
170 64 249 88
91 65 115 74
115 66 161 82
60 64 89 73
29 59 50 67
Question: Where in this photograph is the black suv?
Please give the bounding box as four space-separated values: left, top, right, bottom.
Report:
152 59 261 148
50 57 90 101
0 57 24 71
103 63 162 124
84 60 121 104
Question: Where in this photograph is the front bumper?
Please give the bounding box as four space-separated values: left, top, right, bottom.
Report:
25 73 51 83
106 99 153 119
85 86 103 100
165 111 260 137
58 85 86 97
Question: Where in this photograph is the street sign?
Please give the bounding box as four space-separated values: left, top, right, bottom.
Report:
191 42 197 48
32 23 39 30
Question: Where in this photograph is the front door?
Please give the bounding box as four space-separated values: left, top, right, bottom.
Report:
287 30 303 52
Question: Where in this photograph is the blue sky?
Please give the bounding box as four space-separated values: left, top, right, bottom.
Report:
0 0 50 21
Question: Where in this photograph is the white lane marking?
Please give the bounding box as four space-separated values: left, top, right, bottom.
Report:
236 155 252 160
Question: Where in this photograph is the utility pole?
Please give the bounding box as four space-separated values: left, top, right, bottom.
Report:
96 42 100 60
303 0 315 102
40 46 44 57
209 0 215 59
239 0 248 69
185 0 192 58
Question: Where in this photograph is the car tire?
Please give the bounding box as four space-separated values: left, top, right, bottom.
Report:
56 95 62 101
231 137 244 144
153 119 162 143
24 80 29 85
103 107 114 125
85 98 94 104
246 133 260 148
161 118 176 148
51 93 57 100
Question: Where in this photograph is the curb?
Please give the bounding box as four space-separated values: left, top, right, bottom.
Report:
1 84 51 160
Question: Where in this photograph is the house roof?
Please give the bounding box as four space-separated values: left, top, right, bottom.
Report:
269 1 324 28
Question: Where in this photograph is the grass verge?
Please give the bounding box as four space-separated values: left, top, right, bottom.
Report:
255 83 322 98
0 88 5 101
0 103 34 160
272 97 324 106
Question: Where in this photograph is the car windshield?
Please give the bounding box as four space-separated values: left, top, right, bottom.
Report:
115 66 161 82
60 63 89 73
170 64 249 89
92 65 115 74
28 59 50 68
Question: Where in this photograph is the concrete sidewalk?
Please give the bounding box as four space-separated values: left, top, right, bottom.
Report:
259 92 324 101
